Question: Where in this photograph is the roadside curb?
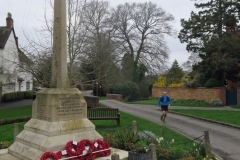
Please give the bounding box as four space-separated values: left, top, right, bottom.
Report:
169 111 240 130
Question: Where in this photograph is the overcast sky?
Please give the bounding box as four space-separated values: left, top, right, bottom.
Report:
0 0 200 67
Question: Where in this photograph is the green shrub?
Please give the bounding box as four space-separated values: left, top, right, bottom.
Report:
2 90 33 102
23 90 33 99
0 141 11 149
232 104 240 109
209 99 223 106
2 91 24 102
113 81 139 99
172 99 209 106
185 73 206 88
185 80 201 88
156 147 170 159
104 128 138 150
204 78 224 88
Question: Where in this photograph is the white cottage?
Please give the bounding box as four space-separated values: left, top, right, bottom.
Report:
0 13 33 97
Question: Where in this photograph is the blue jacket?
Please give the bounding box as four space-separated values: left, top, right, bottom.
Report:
158 95 171 106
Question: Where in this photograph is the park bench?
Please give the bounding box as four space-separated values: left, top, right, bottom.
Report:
87 107 120 125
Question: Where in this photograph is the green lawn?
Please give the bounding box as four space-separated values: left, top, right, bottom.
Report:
0 122 25 143
170 109 240 126
0 106 32 120
0 105 196 152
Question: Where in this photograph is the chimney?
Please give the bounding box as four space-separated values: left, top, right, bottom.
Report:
6 12 13 29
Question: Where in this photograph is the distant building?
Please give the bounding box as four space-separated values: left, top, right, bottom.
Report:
0 13 33 97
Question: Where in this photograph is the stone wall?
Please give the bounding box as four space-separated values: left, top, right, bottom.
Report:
106 94 122 101
152 87 226 105
84 95 99 108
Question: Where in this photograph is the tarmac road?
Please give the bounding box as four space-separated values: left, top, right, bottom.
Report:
100 99 240 160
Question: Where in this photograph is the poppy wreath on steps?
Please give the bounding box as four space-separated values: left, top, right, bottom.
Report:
93 139 111 157
77 139 95 160
40 151 62 160
65 140 81 158
40 139 111 160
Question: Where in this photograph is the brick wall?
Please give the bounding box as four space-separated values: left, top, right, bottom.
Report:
152 87 226 105
84 95 99 108
106 94 122 101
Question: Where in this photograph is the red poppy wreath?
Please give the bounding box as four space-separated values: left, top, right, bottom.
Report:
65 140 81 157
93 139 111 157
77 139 95 160
40 151 61 160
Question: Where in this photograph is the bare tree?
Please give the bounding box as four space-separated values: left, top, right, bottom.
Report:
181 52 201 73
109 2 176 77
78 0 120 86
22 0 89 86
67 0 88 79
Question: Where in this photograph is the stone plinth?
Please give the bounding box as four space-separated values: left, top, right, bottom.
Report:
8 88 102 160
32 88 87 122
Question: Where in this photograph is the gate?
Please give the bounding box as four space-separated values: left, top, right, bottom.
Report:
226 89 237 106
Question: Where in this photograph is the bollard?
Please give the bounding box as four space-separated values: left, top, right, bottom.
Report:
111 153 120 160
204 131 212 160
132 120 137 135
148 143 157 160
14 123 19 142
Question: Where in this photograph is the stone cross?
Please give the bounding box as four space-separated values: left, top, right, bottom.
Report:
50 0 70 88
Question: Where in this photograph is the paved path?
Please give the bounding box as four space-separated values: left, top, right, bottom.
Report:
100 100 240 160
0 99 33 109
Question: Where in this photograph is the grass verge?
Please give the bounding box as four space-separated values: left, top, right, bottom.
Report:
0 105 32 120
0 122 25 143
170 109 240 126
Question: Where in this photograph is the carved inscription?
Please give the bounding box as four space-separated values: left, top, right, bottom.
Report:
37 96 44 119
58 97 83 116
36 96 51 121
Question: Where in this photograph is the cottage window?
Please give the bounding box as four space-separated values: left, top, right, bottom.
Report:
26 81 30 91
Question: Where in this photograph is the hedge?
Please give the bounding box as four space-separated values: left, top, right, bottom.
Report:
2 90 33 102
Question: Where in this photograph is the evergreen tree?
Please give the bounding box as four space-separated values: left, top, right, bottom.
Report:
166 60 185 85
178 0 240 83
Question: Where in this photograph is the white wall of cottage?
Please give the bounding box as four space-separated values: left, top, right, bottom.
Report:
0 31 33 95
